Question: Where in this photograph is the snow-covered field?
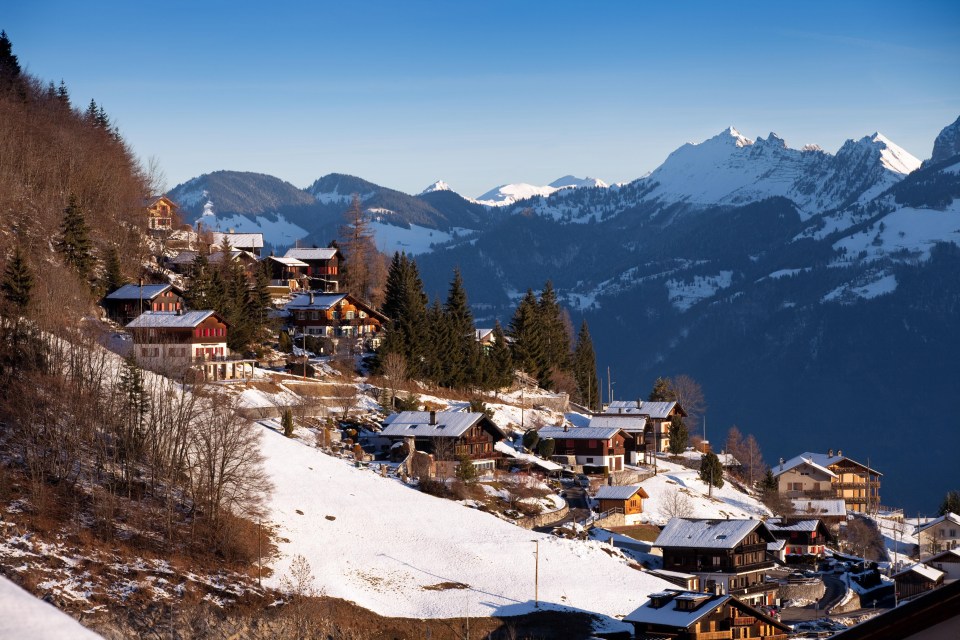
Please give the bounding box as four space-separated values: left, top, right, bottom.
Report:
259 424 674 627
0 576 103 639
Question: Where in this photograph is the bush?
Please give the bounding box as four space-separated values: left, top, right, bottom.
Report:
419 479 455 499
537 438 555 458
394 393 420 412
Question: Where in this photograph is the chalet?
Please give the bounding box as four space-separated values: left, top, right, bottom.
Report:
916 512 960 559
828 577 960 640
594 484 649 525
654 518 780 606
284 292 387 351
790 498 846 534
211 232 264 257
624 590 790 640
588 414 647 465
603 399 687 458
536 424 627 473
103 283 183 324
125 310 253 381
145 195 179 233
766 519 832 561
167 250 199 274
893 563 944 601
264 256 308 297
474 328 496 352
283 246 342 292
380 411 506 474
774 450 881 513
925 548 960 581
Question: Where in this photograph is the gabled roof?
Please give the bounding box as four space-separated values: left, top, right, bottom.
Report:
588 414 647 433
169 250 198 265
285 293 347 310
145 195 179 209
475 328 494 341
536 425 625 440
791 498 846 517
772 455 838 479
926 548 960 564
605 400 686 419
893 563 944 583
623 590 728 627
126 310 219 329
211 232 264 249
380 411 506 439
655 518 775 549
208 249 258 264
776 451 881 476
105 283 172 301
917 512 960 534
595 484 649 501
767 519 825 533
284 247 339 261
267 256 309 267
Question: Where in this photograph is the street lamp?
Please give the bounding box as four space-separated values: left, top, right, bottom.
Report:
531 539 539 608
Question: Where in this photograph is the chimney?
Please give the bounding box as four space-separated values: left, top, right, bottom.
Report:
607 475 612 486
309 291 314 305
618 407 623 414
429 410 436 425
828 449 834 458
837 449 842 457
563 423 568 432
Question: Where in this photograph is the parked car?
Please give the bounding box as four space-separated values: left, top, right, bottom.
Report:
576 474 591 488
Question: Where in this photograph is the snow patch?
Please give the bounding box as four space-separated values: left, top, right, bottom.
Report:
665 271 733 312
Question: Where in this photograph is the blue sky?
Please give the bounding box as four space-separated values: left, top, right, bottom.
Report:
6 1 960 197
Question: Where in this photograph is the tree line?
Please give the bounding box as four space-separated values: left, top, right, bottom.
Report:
374 251 600 407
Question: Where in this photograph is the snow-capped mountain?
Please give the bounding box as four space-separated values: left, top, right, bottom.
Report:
925 114 960 167
475 175 608 206
419 180 453 195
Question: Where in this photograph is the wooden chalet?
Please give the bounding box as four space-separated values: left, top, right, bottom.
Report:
536 424 627 473
284 292 387 351
284 246 342 293
265 255 308 298
893 563 944 601
594 484 649 524
774 450 881 513
624 590 790 640
103 283 183 324
211 232 265 257
654 518 780 606
125 310 253 381
146 195 179 233
766 519 832 562
380 411 506 474
603 399 687 460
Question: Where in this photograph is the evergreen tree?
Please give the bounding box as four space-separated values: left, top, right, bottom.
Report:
1 246 33 311
572 320 600 410
760 468 778 492
0 31 22 93
441 268 477 388
939 490 960 516
379 252 429 377
455 453 478 484
56 80 70 107
537 438 555 459
649 377 675 402
522 429 540 452
422 299 449 383
185 253 213 309
509 289 544 382
102 246 126 293
487 321 514 390
56 194 94 281
117 354 150 480
667 417 689 456
538 281 570 379
699 451 724 497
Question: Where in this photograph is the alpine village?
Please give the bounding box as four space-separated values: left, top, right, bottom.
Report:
1 28 960 640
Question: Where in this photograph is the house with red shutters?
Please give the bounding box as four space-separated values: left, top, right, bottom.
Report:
535 424 627 473
103 283 184 324
284 246 343 293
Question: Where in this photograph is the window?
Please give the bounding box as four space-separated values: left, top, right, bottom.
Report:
712 556 721 566
585 457 594 463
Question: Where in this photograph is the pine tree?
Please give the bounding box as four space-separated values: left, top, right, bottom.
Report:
487 321 514 390
509 289 544 382
1 246 33 311
441 268 477 388
56 80 70 107
185 253 213 309
572 320 600 410
699 451 724 497
379 253 429 377
939 490 960 516
455 453 478 484
649 377 675 402
0 31 22 93
339 194 378 302
56 194 94 281
102 246 126 293
668 417 689 456
423 299 449 384
117 354 150 483
538 281 570 380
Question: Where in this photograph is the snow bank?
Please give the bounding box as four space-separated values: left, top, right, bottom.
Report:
0 576 103 639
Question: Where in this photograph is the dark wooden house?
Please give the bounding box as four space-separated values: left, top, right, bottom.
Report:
766 518 832 561
625 590 790 640
103 283 184 324
284 246 343 293
381 411 506 474
284 292 387 351
536 424 627 473
893 563 944 601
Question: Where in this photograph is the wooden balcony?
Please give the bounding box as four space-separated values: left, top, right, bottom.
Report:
731 616 755 626
692 631 731 640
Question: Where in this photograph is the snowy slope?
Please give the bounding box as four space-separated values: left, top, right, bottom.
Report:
0 576 103 639
259 425 674 622
475 176 608 207
200 212 307 249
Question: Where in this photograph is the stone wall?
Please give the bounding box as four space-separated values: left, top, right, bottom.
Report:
778 580 826 604
515 504 570 530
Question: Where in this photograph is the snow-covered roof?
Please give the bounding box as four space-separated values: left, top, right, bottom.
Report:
284 293 347 311
926 548 960 563
595 484 648 501
791 498 846 517
536 425 624 440
0 576 104 639
776 451 881 476
605 400 682 419
475 328 494 341
772 455 838 478
126 310 216 329
169 250 197 264
768 539 787 551
494 440 562 471
284 247 338 261
894 563 944 583
105 283 172 300
588 414 647 432
208 249 258 264
381 411 505 439
654 518 773 549
211 231 264 249
267 256 309 267
623 590 729 627
767 519 823 533
916 512 960 534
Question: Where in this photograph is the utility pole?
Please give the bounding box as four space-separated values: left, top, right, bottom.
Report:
258 519 262 589
532 539 539 608
607 366 612 405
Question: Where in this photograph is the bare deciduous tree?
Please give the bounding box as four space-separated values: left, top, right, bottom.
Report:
329 383 359 420
667 374 705 429
661 487 695 519
380 352 408 410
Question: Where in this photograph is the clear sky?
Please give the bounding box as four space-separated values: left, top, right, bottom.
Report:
6 1 960 197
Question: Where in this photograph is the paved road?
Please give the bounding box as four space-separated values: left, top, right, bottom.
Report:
533 486 589 532
780 575 846 624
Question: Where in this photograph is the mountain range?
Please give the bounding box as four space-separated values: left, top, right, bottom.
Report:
168 115 960 514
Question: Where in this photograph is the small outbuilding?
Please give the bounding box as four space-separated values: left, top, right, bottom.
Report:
594 484 649 525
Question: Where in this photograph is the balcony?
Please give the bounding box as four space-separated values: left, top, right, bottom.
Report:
730 581 778 596
692 631 731 640
731 616 755 626
193 354 252 364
